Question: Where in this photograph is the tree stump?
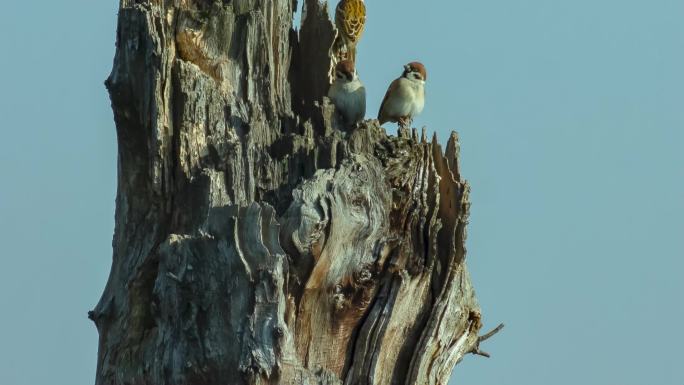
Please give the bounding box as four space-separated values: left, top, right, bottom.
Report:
91 1 485 384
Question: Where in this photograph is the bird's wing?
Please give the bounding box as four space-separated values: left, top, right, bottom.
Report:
335 0 366 43
377 78 400 124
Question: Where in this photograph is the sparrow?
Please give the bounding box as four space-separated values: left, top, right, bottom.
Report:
334 0 366 63
328 60 366 126
378 62 427 128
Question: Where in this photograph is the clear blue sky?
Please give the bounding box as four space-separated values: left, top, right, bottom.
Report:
0 1 682 384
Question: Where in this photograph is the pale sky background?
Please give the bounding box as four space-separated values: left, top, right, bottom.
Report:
0 1 682 384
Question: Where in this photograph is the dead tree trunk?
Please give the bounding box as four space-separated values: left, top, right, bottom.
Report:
91 1 487 384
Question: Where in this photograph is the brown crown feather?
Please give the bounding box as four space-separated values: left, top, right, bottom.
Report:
406 61 427 81
336 59 356 79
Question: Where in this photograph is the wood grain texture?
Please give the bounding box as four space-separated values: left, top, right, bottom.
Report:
92 1 485 384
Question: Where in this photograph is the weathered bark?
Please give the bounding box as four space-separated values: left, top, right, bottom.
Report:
92 1 485 384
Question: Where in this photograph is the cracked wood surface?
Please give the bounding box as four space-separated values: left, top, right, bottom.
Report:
92 1 483 384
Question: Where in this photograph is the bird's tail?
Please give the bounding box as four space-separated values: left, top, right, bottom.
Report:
377 114 386 125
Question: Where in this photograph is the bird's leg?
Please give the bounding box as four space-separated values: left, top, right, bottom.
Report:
398 116 411 129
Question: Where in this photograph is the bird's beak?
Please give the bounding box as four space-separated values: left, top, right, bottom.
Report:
404 65 410 72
